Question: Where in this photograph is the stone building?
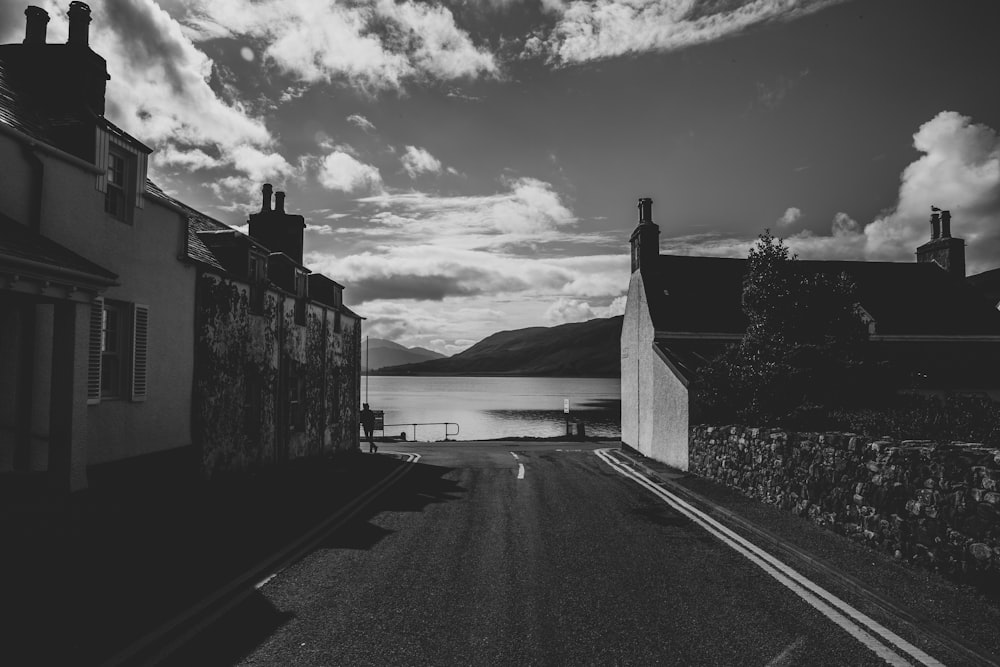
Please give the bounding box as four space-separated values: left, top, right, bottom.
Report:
621 198 1000 469
0 3 360 494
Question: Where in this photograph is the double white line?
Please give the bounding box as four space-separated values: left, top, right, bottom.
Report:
594 449 944 667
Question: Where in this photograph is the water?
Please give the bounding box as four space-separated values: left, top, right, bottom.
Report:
362 376 621 442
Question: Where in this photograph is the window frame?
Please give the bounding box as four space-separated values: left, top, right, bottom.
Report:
100 300 129 399
104 145 135 223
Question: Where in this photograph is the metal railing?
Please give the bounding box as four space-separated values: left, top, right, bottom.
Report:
381 422 460 442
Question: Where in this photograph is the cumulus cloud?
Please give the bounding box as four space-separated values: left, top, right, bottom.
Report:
546 298 596 324
347 114 377 132
777 206 802 227
530 0 844 64
674 112 1000 274
401 145 444 178
318 151 384 193
177 0 497 92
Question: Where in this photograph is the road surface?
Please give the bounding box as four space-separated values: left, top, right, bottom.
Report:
167 442 952 666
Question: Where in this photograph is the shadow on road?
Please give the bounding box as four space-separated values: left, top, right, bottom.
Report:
0 454 463 666
161 459 464 666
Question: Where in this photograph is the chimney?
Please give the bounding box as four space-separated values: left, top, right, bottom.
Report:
24 6 49 44
941 209 952 238
638 197 653 224
629 197 660 275
261 183 273 212
916 207 965 277
67 1 91 47
248 186 306 264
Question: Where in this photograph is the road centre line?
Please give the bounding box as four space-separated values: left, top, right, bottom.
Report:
518 463 525 479
594 449 943 667
510 452 519 460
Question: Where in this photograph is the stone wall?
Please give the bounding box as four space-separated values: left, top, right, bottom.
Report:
690 425 1000 585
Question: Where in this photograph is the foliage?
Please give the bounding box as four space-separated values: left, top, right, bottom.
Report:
692 230 875 424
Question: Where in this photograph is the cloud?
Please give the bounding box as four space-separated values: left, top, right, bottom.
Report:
401 145 444 178
777 206 802 228
529 0 844 65
151 145 223 171
318 151 384 193
356 177 579 249
178 0 498 92
347 114 377 132
546 298 596 324
675 112 1000 274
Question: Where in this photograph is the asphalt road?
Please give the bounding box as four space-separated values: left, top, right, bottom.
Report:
167 442 937 666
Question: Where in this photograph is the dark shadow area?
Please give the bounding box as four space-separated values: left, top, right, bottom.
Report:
159 592 296 667
0 453 463 666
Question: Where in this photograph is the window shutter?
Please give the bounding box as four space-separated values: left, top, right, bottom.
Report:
135 153 147 209
95 126 109 193
87 297 104 404
131 304 149 401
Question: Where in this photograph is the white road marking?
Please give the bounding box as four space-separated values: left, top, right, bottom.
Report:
766 636 809 667
594 449 944 667
517 463 525 479
254 573 276 590
510 452 519 460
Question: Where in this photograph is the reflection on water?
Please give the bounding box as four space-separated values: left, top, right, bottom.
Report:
364 376 621 441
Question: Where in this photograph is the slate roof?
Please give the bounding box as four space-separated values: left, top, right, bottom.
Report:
646 255 1000 337
0 58 47 139
0 210 117 284
968 268 1000 309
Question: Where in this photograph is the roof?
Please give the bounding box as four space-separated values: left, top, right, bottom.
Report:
0 210 117 284
968 267 1000 308
0 58 47 139
645 255 1000 337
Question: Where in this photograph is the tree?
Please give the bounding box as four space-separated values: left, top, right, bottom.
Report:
692 231 871 424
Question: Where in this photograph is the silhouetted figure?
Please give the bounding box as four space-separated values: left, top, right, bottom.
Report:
360 403 377 453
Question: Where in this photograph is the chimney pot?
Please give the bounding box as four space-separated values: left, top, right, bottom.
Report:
638 197 653 224
261 183 273 212
930 212 941 240
941 210 952 238
275 191 286 213
67 1 92 47
24 6 49 45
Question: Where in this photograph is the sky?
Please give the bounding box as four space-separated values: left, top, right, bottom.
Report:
3 0 999 354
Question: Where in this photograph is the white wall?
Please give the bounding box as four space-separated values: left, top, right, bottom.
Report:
620 270 689 470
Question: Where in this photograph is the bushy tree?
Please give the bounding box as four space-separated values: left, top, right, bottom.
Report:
692 231 874 424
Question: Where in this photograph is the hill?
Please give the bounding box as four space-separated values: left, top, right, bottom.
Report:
377 316 623 377
363 338 445 371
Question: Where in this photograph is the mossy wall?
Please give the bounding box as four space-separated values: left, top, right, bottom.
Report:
193 272 359 477
690 425 1000 587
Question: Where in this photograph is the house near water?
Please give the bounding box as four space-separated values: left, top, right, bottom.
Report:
621 198 1000 470
0 3 361 495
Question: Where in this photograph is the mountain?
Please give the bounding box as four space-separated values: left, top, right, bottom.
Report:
363 338 446 370
377 316 623 377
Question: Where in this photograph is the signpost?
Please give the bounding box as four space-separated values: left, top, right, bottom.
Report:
564 398 570 435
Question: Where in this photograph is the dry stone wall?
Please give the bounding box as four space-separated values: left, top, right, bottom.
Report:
689 425 1000 586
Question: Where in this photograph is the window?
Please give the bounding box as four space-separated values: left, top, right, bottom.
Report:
88 300 148 403
249 251 267 314
104 147 134 222
294 269 308 325
100 301 126 398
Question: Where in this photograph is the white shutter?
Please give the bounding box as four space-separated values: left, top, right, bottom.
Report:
131 304 149 401
95 126 109 193
87 297 104 404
